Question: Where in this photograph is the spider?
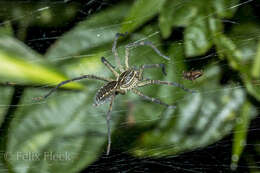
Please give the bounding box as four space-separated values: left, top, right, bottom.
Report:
183 69 203 81
39 33 194 155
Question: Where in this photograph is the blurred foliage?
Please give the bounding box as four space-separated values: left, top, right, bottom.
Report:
0 2 78 27
0 87 13 126
0 36 82 89
7 89 115 173
0 0 260 172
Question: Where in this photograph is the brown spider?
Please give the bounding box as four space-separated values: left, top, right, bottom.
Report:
39 33 195 155
183 69 203 81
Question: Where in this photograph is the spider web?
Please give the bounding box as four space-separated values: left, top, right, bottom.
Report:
0 0 260 173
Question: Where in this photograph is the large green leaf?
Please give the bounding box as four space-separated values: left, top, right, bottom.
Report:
158 42 191 104
6 87 122 173
231 101 256 171
109 42 247 157
5 16 143 170
46 3 129 61
0 36 81 89
229 23 260 62
132 65 246 157
184 15 212 57
114 42 247 157
121 0 166 33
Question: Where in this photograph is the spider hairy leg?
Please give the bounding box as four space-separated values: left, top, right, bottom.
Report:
132 89 176 109
112 32 128 72
106 93 115 155
139 64 167 79
137 79 196 93
101 57 119 77
38 75 111 100
126 40 170 61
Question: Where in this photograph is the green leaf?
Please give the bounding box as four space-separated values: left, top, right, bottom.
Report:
0 87 14 127
158 0 173 38
244 76 260 101
184 15 212 57
229 23 260 62
215 34 243 70
227 23 260 78
159 0 198 38
121 0 166 33
212 0 239 18
208 17 223 36
159 0 237 39
231 101 256 171
252 42 260 78
158 42 190 104
131 65 247 157
215 34 260 101
57 51 107 79
215 23 260 101
0 36 81 89
6 87 121 173
228 23 260 100
46 3 129 61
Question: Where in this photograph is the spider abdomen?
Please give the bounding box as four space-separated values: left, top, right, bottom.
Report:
94 81 117 106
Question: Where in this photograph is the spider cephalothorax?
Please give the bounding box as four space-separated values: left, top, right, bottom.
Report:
39 33 194 155
117 69 139 89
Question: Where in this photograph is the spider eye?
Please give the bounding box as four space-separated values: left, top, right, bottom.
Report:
115 91 119 95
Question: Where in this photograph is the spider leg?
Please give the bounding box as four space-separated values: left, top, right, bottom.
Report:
106 92 115 155
137 79 196 93
125 45 130 69
101 57 119 78
138 64 166 80
39 75 112 100
132 89 176 108
112 32 127 72
125 40 170 69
